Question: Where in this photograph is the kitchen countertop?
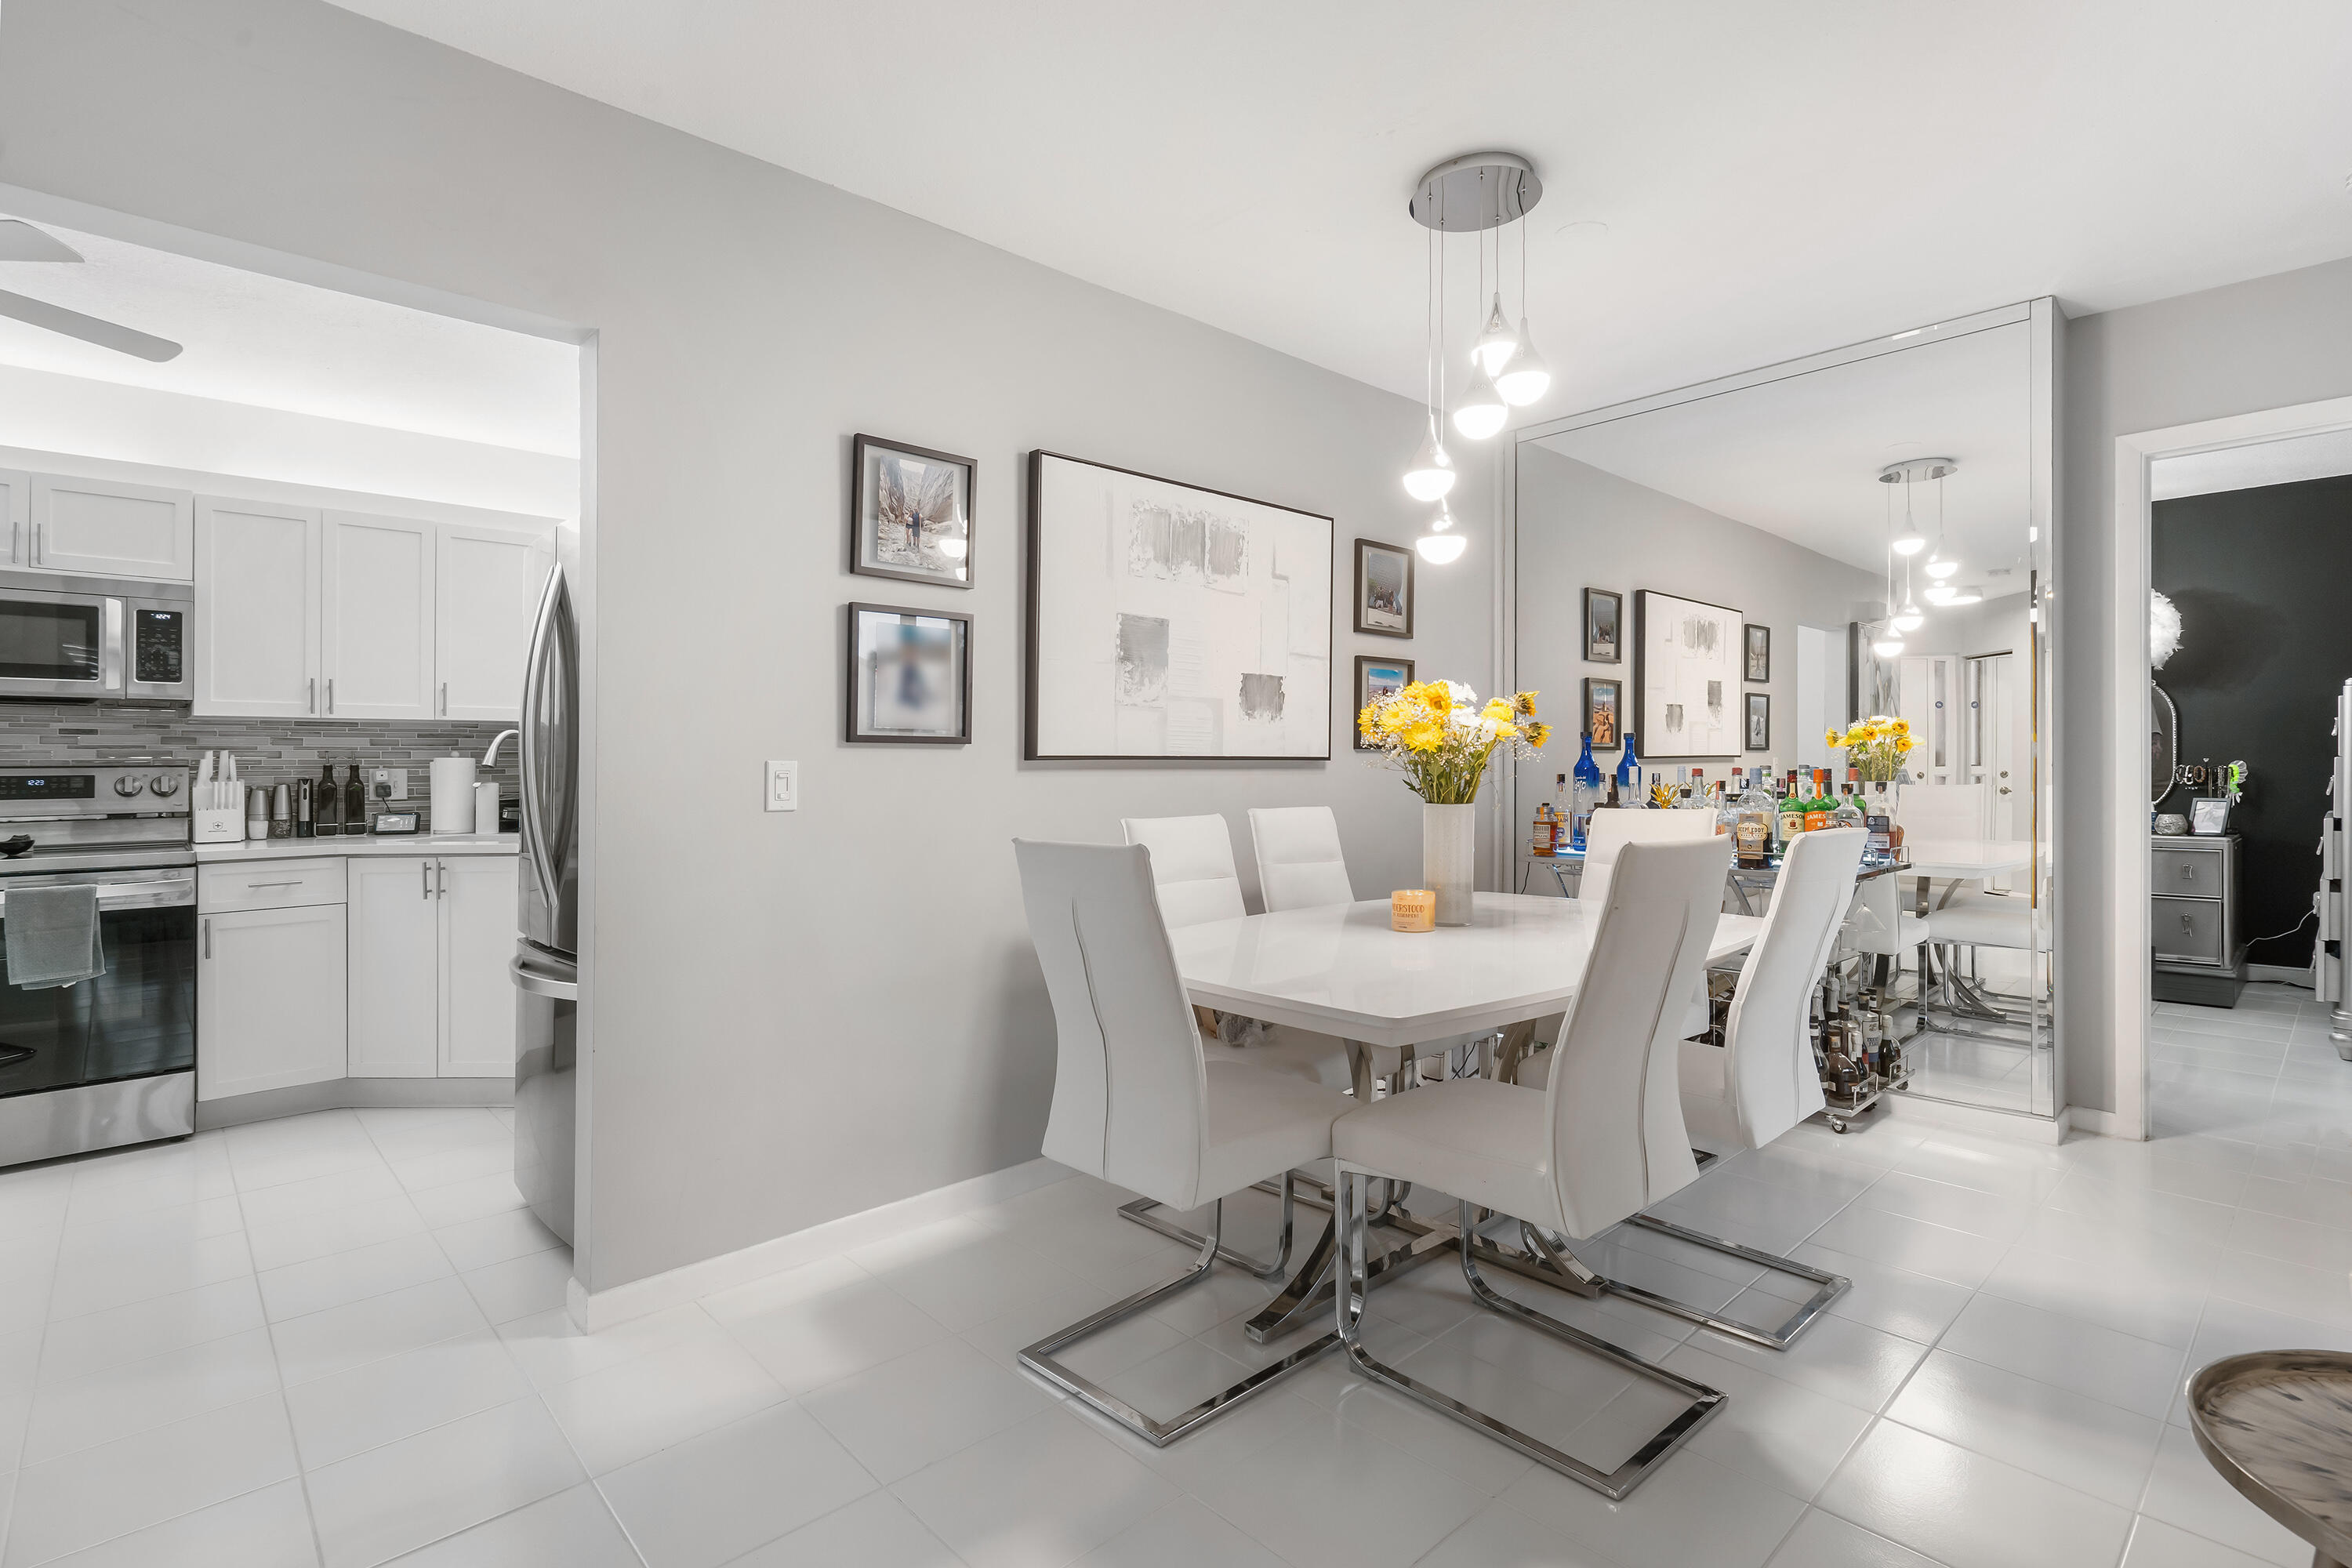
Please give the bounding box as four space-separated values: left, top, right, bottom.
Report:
194 833 520 863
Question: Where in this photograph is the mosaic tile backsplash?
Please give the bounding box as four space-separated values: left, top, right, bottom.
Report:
0 702 521 829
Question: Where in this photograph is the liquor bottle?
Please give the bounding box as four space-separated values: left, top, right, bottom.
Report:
1734 771 1775 866
1865 780 1893 855
1616 732 1641 803
1570 739 1601 849
1686 768 1704 809
1831 774 1865 830
1531 800 1554 857
343 764 367 836
316 762 341 836
1805 770 1831 833
1777 771 1808 844
1606 778 1621 809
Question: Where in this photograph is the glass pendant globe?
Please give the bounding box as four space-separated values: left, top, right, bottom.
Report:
1472 293 1517 377
1942 586 1984 605
1892 609 1924 633
1494 319 1550 406
1451 363 1508 441
1923 583 1957 604
1417 528 1468 564
1890 533 1926 557
1871 634 1906 658
1401 429 1456 502
1925 556 1958 579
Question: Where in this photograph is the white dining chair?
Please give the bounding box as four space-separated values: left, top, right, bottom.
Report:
1589 827 1866 1349
1330 837 1733 1498
1578 806 1721 1042
1013 839 1345 1443
1895 781 1988 842
1247 806 1354 912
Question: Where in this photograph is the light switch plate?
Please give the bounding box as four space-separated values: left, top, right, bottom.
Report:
764 760 798 812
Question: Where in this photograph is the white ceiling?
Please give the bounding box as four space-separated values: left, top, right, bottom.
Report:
1534 322 2033 587
326 0 2352 423
2152 428 2352 500
0 219 579 456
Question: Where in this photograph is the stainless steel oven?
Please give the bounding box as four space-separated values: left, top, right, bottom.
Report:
0 568 193 702
0 765 196 1166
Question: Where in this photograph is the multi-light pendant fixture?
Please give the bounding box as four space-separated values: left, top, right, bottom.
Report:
1871 458 1962 657
1399 152 1552 564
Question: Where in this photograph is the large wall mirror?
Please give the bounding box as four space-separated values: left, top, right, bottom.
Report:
1508 300 2058 1120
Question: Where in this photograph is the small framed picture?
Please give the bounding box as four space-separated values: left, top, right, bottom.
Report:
1353 539 1415 637
852 434 975 588
847 602 971 744
1584 588 1622 663
2189 796 2232 835
1353 655 1414 750
1744 622 1771 683
1744 691 1770 751
1582 677 1621 747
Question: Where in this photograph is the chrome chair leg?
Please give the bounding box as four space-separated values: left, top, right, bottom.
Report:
1021 1187 1336 1446
1332 1175 1724 1500
1115 1171 1298 1279
1612 1214 1850 1350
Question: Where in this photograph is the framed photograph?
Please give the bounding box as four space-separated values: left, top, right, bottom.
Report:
847 602 971 744
1582 677 1621 748
1744 622 1771 683
1026 450 1332 760
1352 539 1415 637
852 434 975 588
2189 796 2232 836
1744 691 1770 752
1353 655 1414 751
1633 590 1743 759
1584 587 1622 663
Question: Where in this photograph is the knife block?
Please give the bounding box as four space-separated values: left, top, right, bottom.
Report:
193 807 245 843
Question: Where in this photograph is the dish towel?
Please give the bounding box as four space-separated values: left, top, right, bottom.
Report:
5 884 104 990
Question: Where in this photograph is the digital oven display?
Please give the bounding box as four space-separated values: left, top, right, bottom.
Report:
0 775 96 800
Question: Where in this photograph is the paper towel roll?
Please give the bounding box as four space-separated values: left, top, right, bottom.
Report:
430 756 477 834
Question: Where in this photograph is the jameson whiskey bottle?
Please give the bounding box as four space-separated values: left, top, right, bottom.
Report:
1805 770 1832 833
1777 771 1808 845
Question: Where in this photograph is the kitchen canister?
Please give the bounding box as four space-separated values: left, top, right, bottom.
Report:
474 780 503 834
429 755 478 835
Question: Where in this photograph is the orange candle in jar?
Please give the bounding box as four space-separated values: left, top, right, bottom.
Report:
1391 889 1436 932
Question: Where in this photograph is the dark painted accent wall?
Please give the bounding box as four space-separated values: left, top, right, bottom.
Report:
2153 473 2352 967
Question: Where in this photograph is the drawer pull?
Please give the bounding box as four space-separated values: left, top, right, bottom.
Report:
2182 914 2194 935
245 880 302 890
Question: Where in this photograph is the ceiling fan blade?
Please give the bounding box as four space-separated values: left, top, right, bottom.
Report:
0 289 181 362
0 220 82 263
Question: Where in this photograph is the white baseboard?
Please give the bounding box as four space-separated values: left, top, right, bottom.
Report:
1873 1091 2071 1145
2067 1105 2138 1139
567 1156 1067 1332
194 1076 513 1131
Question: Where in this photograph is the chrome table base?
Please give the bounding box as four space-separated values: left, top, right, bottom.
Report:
1334 1177 1726 1500
1019 1175 1337 1447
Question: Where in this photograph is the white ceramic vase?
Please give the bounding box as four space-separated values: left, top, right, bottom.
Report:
1422 802 1475 927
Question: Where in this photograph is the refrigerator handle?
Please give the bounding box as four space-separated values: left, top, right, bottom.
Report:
518 562 565 913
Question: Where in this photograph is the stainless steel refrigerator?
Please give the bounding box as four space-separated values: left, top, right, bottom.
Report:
512 556 580 1241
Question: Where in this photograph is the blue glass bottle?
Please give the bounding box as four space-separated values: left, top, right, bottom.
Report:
1570 735 1602 848
1615 731 1641 803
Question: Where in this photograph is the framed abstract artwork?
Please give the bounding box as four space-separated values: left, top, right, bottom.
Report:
1353 655 1415 750
1745 691 1771 752
1025 450 1333 760
846 602 971 744
851 434 975 588
1744 622 1771 683
1353 539 1414 637
1632 590 1742 759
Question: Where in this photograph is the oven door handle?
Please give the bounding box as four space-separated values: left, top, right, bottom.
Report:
99 598 125 695
0 875 196 911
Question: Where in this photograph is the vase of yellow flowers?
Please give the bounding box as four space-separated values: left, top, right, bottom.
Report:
1826 715 1916 793
1359 680 1549 925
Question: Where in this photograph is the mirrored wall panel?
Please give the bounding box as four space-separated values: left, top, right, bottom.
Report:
1512 301 2056 1119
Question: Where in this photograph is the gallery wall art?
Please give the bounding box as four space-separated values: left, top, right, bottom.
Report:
1026 451 1333 760
851 434 974 588
1633 590 1742 759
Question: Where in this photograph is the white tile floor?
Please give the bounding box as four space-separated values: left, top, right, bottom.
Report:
4 985 2351 1565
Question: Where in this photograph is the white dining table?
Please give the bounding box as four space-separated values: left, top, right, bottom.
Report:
1169 892 1765 1052
1901 837 2035 887
1153 891 1765 1345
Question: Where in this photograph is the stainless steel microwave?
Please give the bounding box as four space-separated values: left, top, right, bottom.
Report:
0 568 192 703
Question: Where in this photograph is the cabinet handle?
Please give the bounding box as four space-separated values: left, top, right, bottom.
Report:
202 917 210 960
308 677 316 716
31 523 40 564
422 861 431 900
437 859 447 897
327 677 335 714
440 682 448 716
245 880 300 890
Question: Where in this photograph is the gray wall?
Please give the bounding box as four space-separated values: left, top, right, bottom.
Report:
0 0 1499 1291
1512 445 1883 815
2060 255 2352 1113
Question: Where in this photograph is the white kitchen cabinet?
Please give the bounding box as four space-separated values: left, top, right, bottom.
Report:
198 903 347 1100
345 853 517 1080
194 498 320 717
321 511 435 720
0 470 27 565
439 855 519 1076
435 524 546 720
345 855 442 1078
28 474 194 580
